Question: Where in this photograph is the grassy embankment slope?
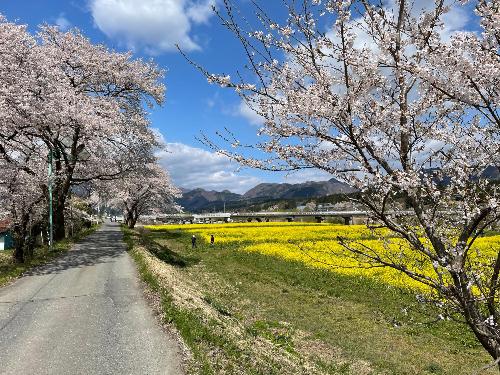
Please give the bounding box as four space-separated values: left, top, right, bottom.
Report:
124 223 498 375
0 224 100 287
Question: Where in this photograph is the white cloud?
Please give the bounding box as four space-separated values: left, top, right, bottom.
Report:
156 142 347 193
157 142 261 193
440 5 470 41
205 91 220 108
151 127 167 145
237 100 265 126
385 0 470 40
323 0 470 55
206 97 216 108
55 14 71 31
89 0 216 53
186 0 215 24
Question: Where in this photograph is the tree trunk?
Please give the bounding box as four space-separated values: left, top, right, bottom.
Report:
12 229 25 264
127 211 138 229
451 271 500 366
124 209 132 228
50 145 73 242
468 322 500 369
124 203 139 229
25 222 42 259
12 220 28 264
52 198 66 241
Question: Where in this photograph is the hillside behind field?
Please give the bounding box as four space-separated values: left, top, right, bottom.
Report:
178 178 356 212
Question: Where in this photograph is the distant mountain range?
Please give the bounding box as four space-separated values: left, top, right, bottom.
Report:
178 166 500 213
178 188 242 212
243 178 356 199
178 178 357 213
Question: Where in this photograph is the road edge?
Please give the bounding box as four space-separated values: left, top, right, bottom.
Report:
122 225 190 375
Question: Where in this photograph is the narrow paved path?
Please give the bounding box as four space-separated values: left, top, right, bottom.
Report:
0 222 184 375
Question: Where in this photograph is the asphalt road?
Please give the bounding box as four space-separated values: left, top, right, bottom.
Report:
0 222 184 375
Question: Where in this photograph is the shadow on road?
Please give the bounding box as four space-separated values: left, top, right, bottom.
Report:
24 226 124 276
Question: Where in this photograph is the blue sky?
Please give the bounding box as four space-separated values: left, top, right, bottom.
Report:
2 0 326 193
0 1 475 193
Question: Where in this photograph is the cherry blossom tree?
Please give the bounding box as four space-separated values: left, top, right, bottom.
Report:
184 0 500 363
31 26 165 241
0 16 168 261
0 17 48 262
0 141 47 263
104 163 181 229
0 18 165 242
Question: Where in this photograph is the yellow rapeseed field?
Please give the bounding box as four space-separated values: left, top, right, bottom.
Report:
146 222 500 291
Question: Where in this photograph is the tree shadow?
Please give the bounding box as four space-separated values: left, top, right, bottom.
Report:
23 227 124 276
148 230 184 241
139 233 200 268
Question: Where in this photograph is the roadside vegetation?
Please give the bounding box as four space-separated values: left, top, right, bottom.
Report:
124 223 496 374
0 224 99 287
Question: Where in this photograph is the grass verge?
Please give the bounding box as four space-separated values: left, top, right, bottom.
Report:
0 224 100 287
124 225 496 375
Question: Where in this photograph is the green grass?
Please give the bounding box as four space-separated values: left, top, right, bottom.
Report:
125 226 497 374
124 227 241 375
0 224 100 287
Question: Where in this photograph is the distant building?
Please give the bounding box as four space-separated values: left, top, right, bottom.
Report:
0 219 13 251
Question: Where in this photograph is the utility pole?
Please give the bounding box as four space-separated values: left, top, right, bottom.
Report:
48 148 53 251
70 194 73 237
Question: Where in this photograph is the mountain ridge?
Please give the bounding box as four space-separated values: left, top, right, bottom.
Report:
177 178 356 212
177 166 500 213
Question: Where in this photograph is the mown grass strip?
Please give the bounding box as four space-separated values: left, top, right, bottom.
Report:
124 227 244 375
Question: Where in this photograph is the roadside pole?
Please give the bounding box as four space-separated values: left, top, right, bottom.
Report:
48 148 53 251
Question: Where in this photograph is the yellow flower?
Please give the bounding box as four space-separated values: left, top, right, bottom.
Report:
146 223 500 292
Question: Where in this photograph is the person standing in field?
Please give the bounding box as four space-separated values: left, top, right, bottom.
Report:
210 234 215 246
191 235 197 248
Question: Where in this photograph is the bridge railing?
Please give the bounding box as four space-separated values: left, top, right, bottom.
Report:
155 210 377 220
154 210 451 219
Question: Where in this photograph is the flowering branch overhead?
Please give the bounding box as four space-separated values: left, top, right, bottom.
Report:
183 0 500 361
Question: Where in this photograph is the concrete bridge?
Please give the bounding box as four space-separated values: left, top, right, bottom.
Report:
148 210 417 225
